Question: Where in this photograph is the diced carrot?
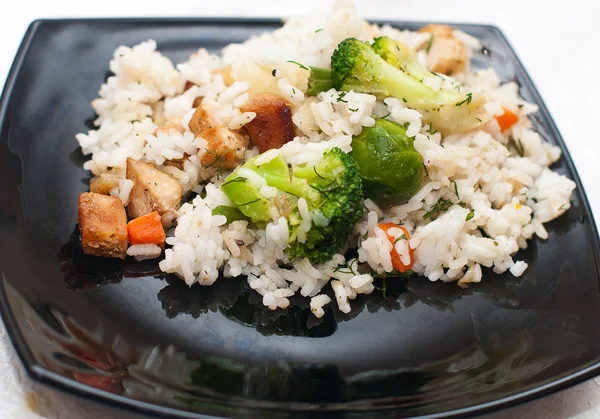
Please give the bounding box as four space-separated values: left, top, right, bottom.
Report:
495 107 519 132
378 222 414 273
127 212 166 249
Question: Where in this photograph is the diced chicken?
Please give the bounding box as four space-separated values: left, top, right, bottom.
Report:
188 105 249 170
419 23 455 39
419 24 467 76
154 116 185 136
90 173 122 195
163 159 185 171
78 192 128 259
126 158 183 227
240 93 295 153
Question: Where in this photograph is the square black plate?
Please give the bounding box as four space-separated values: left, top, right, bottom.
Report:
0 18 599 419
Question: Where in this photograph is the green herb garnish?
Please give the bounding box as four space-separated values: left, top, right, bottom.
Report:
426 34 434 53
423 198 452 219
394 234 407 244
455 92 473 106
287 60 309 70
508 136 525 157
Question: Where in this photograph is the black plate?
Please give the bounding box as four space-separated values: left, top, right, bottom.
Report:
0 18 599 419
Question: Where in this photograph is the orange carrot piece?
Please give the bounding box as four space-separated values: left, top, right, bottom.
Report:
378 222 414 273
127 212 166 248
495 107 519 132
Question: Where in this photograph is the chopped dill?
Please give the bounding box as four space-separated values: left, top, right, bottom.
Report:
426 34 434 53
423 198 452 219
202 149 226 178
453 180 460 200
221 176 246 187
373 278 388 298
426 125 438 135
287 60 309 70
455 93 473 106
334 260 358 275
394 234 407 244
508 136 525 157
337 92 348 103
238 198 261 206
313 166 326 180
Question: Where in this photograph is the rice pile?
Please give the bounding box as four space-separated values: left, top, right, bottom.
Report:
76 0 576 317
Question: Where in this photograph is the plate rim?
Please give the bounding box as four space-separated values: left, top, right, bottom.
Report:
1 17 599 419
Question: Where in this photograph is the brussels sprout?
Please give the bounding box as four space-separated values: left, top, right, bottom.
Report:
351 119 425 205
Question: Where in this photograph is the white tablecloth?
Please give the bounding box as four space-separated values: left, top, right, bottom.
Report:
1 0 599 417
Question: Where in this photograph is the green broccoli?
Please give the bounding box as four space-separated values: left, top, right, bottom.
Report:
221 147 363 263
306 67 333 96
330 38 488 134
212 205 250 223
371 36 432 83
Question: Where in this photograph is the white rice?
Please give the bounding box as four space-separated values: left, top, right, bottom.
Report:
127 244 162 261
76 0 576 317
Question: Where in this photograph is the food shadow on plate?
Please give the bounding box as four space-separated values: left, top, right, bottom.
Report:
60 225 524 340
59 226 165 291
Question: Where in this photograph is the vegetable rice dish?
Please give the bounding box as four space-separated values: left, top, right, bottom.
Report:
75 0 576 318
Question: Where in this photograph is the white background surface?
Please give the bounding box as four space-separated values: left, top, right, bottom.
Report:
1 0 599 418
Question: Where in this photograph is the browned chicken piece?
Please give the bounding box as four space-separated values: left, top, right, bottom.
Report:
154 116 185 136
419 23 454 39
163 159 186 171
78 192 128 259
240 93 295 153
419 24 467 76
188 105 249 170
89 173 121 195
126 158 183 227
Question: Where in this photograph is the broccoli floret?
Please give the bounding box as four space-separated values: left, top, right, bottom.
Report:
330 38 488 134
212 205 250 223
221 147 363 263
306 67 333 96
371 36 431 82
